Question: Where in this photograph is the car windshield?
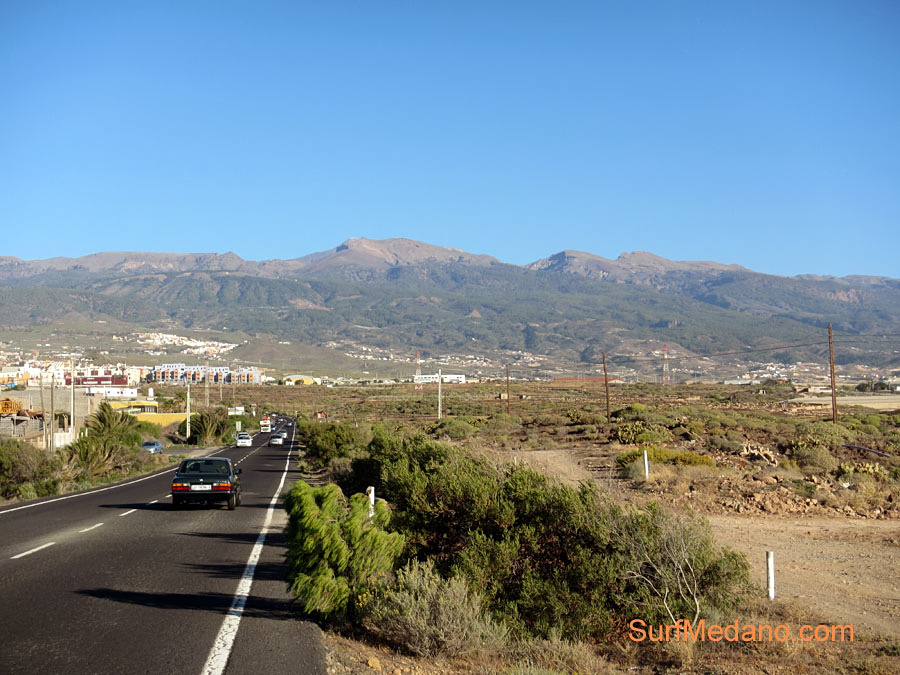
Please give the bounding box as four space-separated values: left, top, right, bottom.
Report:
180 459 230 474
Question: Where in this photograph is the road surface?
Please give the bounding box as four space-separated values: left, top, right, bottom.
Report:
0 426 326 675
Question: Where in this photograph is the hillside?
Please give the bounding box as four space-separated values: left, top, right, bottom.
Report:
1 238 898 374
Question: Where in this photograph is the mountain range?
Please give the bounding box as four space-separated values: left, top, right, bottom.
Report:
1 238 898 374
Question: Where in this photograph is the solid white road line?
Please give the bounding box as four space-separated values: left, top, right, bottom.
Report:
79 523 104 533
200 450 292 675
11 542 56 559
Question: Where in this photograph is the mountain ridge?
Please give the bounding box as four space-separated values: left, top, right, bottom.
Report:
1 238 898 372
2 237 894 284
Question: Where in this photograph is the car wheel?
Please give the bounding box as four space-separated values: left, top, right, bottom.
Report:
236 491 242 507
227 494 237 510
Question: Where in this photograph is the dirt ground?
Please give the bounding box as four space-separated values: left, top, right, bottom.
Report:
709 514 900 639
512 445 900 642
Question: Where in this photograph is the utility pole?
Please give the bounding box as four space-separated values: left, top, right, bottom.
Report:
602 351 611 424
437 369 442 420
828 324 837 423
40 375 46 450
506 364 510 415
662 344 671 386
205 361 210 407
70 359 75 437
49 374 55 455
186 383 191 441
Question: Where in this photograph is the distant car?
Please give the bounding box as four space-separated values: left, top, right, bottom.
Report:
171 457 242 509
141 440 163 454
278 430 288 439
236 432 252 447
268 434 283 446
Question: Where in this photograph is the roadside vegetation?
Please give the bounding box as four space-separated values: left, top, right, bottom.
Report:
0 402 172 501
272 381 899 672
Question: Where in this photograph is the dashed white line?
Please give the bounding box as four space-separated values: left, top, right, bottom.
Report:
0 467 177 516
79 523 104 533
118 509 137 517
11 542 56 559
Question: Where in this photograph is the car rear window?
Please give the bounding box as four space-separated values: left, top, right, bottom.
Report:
181 459 230 474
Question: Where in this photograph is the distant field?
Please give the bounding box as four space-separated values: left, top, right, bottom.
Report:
792 394 900 411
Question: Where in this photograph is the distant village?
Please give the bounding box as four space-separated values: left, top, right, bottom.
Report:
1 330 898 449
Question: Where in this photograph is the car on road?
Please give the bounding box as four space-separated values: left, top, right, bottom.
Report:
171 457 242 509
268 434 283 446
278 430 288 439
141 440 163 454
236 432 252 447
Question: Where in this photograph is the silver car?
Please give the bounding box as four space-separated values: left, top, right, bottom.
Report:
141 440 163 454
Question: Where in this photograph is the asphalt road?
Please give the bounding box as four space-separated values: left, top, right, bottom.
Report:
0 426 326 675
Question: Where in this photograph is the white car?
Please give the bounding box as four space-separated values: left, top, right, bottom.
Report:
236 432 252 447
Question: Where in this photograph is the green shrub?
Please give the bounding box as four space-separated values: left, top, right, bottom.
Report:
791 480 817 499
612 421 672 445
790 444 836 473
16 482 37 501
296 421 366 468
796 421 856 448
0 438 60 500
566 409 607 426
283 481 404 622
611 403 648 421
428 418 475 440
350 430 748 641
360 559 505 657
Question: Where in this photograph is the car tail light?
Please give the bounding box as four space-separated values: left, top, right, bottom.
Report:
172 482 190 491
212 482 232 491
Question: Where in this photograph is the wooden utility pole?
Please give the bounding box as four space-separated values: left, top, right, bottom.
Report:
602 351 611 424
828 324 838 423
506 364 510 415
39 375 46 450
205 362 210 407
186 383 191 440
49 374 55 455
70 359 75 436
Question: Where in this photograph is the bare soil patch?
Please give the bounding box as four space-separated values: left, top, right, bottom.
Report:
710 514 900 639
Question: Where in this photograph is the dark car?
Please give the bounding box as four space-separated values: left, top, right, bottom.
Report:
171 457 242 510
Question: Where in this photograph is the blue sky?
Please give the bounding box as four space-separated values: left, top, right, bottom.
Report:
2 1 897 277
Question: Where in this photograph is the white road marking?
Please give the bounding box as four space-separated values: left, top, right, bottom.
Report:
0 467 177 517
118 509 137 517
149 499 159 504
201 449 293 675
79 523 104 533
11 542 56 559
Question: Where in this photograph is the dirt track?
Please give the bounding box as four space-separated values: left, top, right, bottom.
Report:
709 515 900 638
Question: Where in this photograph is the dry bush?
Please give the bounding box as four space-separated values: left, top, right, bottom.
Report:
361 559 506 658
502 635 613 674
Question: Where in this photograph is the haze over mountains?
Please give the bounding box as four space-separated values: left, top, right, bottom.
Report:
1 238 898 372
